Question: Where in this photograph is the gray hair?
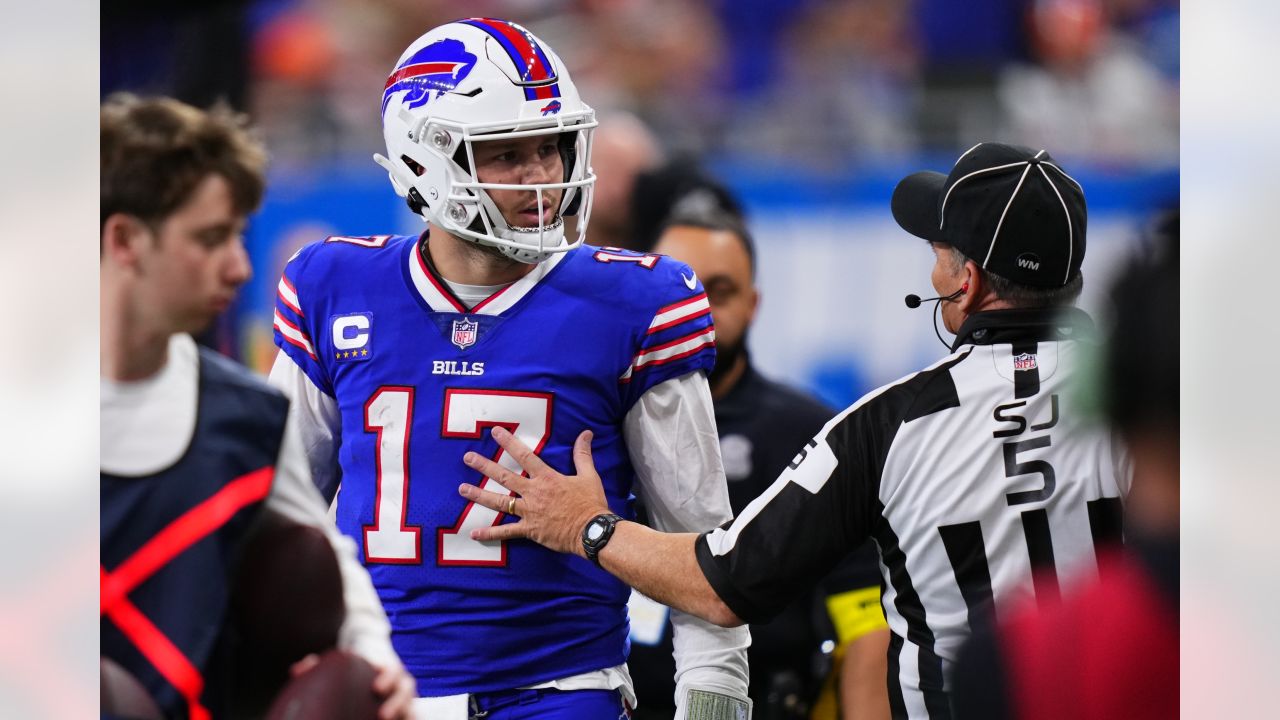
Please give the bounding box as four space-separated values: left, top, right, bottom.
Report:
940 245 1083 308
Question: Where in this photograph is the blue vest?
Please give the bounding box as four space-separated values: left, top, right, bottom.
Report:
101 348 289 719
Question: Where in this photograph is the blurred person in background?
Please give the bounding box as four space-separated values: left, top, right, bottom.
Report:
726 0 921 166
584 111 665 251
996 0 1177 163
911 0 1024 149
246 0 463 169
581 108 742 253
950 211 1178 719
627 208 891 720
454 142 1132 720
565 0 730 155
630 158 745 254
99 93 414 720
267 18 751 719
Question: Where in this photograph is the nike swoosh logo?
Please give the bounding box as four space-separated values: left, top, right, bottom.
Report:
681 272 697 290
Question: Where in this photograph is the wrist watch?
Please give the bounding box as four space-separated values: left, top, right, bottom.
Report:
581 513 623 567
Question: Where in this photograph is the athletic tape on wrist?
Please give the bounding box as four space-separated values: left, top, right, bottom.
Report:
684 689 751 720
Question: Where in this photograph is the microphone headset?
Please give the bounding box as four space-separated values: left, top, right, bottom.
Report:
904 283 967 349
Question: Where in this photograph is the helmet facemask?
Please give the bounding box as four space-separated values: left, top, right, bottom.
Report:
448 117 596 264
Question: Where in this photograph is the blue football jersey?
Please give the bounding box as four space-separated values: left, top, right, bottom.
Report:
272 235 715 695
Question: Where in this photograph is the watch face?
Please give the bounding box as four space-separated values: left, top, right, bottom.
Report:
586 522 606 541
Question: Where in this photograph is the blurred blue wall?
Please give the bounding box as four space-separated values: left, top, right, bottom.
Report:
242 157 1177 410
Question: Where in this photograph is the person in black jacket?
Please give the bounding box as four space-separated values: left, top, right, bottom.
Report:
628 208 888 720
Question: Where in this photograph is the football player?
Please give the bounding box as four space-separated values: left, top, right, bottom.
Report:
268 18 750 720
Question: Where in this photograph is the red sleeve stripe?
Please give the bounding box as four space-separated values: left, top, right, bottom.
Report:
277 276 303 317
619 327 716 382
647 293 711 335
274 310 318 360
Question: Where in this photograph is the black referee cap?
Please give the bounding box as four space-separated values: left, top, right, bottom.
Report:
892 143 1087 288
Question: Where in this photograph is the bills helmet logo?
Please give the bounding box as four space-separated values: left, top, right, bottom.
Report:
540 100 562 116
1013 353 1038 371
451 317 479 350
382 39 478 116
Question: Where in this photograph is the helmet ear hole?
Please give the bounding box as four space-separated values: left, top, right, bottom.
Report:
452 145 471 174
401 156 426 177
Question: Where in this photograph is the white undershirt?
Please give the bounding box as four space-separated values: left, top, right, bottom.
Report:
442 278 510 310
102 334 402 671
101 334 199 476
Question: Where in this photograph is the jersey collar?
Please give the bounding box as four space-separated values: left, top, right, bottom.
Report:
407 231 569 315
951 307 1095 351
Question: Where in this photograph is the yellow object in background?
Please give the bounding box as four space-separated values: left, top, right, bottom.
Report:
810 585 887 720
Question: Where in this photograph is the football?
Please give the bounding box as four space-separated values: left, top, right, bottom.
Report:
264 650 381 720
228 509 348 714
100 656 163 720
230 508 346 667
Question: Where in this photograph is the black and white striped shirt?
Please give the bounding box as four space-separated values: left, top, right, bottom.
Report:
695 308 1130 719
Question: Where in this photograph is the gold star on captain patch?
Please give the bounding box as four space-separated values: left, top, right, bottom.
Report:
361 348 369 356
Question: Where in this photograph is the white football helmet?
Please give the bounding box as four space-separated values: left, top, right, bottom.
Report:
374 18 597 264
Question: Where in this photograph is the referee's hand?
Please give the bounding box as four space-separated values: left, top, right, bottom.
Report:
459 427 607 559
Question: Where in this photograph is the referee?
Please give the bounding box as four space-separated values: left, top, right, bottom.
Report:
456 143 1132 719
627 208 886 720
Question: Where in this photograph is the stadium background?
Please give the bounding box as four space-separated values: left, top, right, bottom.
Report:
28 1 1280 718
6 1 1192 718
105 0 1178 409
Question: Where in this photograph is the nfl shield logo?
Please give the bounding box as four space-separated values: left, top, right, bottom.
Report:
1013 353 1038 371
451 318 479 350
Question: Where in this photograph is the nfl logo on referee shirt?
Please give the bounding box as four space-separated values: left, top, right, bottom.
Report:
1014 353 1038 371
451 318 479 350
331 312 373 362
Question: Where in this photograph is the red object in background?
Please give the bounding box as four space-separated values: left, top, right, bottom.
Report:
253 11 338 87
1027 0 1105 69
1001 550 1178 720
